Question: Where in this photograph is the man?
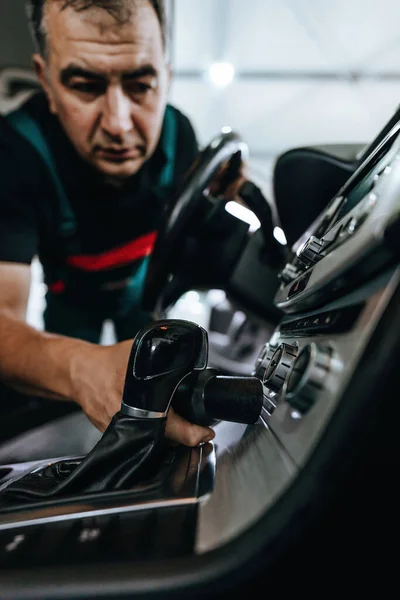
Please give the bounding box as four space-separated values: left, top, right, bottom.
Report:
0 0 215 448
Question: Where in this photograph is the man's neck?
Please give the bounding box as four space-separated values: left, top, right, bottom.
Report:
104 176 127 189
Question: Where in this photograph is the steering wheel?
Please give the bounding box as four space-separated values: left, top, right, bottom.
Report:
142 129 249 314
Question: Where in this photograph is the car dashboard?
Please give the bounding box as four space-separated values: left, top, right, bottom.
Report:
1 105 400 598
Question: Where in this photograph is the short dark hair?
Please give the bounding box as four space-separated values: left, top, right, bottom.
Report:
25 0 167 56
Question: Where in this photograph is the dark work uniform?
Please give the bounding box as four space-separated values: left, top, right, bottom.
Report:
0 92 199 343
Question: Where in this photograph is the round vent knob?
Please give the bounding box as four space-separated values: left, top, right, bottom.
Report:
285 343 332 413
263 343 297 393
253 343 275 379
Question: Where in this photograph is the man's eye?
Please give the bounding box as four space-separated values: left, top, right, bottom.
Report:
70 82 105 95
125 82 154 95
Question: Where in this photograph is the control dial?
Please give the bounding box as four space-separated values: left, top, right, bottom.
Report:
285 343 332 413
279 262 300 284
297 236 324 267
263 343 297 393
253 343 275 380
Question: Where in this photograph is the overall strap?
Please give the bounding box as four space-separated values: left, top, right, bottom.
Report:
158 104 178 189
5 108 77 238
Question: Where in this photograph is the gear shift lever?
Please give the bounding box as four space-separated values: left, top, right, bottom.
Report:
121 319 208 419
0 318 262 507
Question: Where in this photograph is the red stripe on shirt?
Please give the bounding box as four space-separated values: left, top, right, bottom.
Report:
48 280 66 294
66 231 157 272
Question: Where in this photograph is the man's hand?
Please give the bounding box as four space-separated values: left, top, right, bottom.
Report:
207 154 248 200
69 340 215 447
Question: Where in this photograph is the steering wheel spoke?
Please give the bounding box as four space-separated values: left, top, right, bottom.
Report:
143 130 249 314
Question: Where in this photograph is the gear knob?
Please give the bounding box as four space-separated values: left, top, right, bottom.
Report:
121 319 208 419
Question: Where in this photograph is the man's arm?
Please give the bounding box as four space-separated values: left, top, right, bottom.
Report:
0 261 215 445
0 261 87 401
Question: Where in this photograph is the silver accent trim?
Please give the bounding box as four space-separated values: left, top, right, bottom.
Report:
120 403 167 419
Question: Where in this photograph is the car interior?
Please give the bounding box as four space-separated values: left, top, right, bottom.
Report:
0 1 399 598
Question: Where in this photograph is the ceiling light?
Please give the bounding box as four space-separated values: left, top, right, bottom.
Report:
208 62 235 88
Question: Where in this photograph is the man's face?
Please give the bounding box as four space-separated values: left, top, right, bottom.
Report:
34 0 170 182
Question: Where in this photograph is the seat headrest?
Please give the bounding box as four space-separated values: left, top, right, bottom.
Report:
273 144 364 247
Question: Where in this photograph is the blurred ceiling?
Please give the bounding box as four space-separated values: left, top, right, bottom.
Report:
169 0 400 184
1 0 400 185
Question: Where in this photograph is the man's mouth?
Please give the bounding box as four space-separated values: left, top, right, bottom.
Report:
96 146 145 161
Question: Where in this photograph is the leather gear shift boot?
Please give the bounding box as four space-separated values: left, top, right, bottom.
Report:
0 412 167 505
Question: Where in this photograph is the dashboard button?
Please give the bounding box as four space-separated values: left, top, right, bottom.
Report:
0 526 42 567
61 516 114 562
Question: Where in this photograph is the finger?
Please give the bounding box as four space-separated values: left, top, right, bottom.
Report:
226 175 247 199
201 441 214 458
165 407 215 447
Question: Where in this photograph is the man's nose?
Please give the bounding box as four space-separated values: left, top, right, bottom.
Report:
101 87 133 138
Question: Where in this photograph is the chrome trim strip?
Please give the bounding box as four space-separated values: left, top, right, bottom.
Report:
0 497 198 531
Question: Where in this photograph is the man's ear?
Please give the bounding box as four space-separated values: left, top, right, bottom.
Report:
32 53 57 114
166 62 172 90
